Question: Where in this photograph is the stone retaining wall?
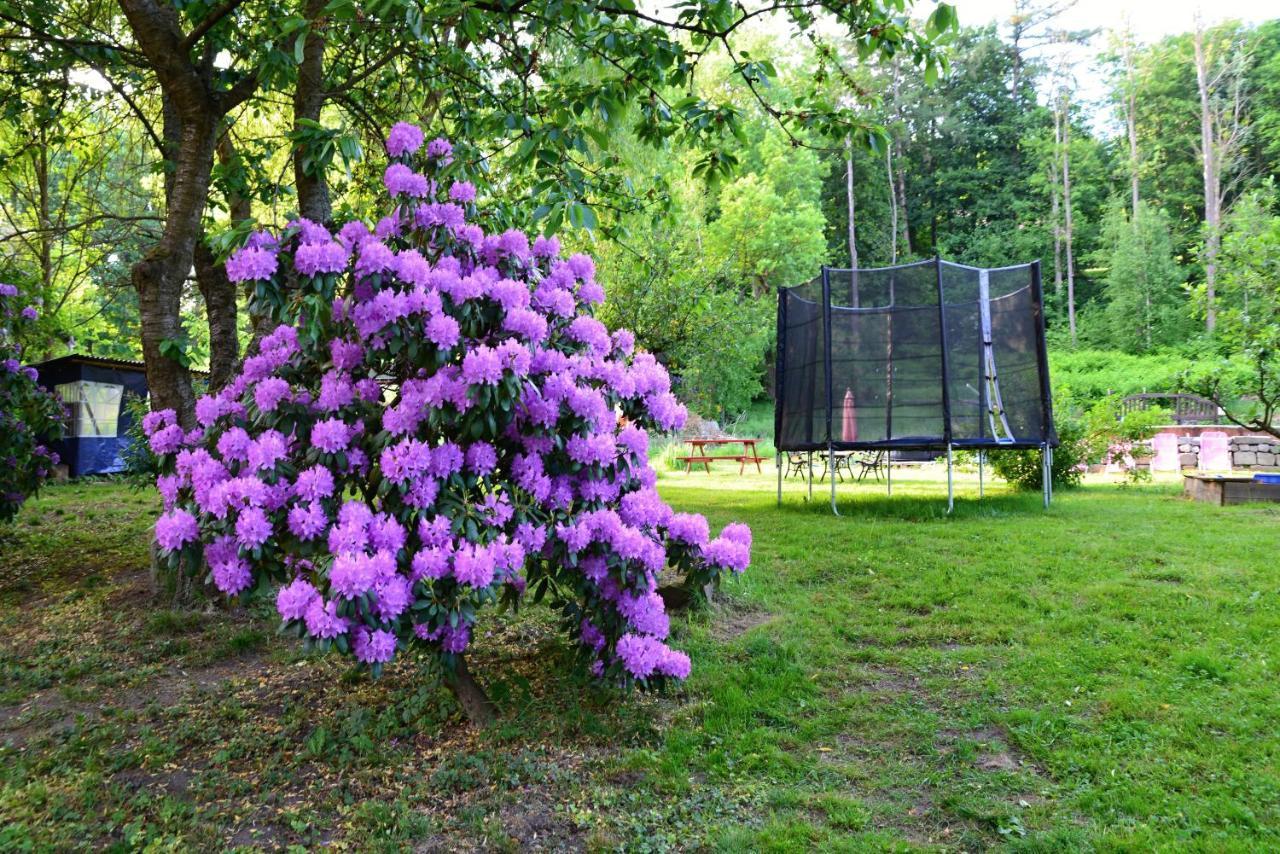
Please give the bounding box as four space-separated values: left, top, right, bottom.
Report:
1154 435 1280 470
1230 436 1279 469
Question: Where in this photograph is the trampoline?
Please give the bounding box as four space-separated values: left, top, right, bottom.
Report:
774 258 1058 513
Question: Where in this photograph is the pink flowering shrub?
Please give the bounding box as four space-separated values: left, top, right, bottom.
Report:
0 284 66 523
146 123 750 686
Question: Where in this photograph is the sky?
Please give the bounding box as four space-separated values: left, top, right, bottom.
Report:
952 0 1275 43
950 0 1277 124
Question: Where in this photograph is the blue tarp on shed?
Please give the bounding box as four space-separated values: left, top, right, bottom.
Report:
31 355 151 477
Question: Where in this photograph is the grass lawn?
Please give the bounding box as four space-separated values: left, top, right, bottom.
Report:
0 467 1277 851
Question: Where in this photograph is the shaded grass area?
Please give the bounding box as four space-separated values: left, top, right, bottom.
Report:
1 474 1277 850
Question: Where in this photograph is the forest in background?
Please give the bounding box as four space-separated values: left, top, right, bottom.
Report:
595 9 1280 427
1 1 1277 433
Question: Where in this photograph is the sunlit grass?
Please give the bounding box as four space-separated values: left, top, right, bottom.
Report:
0 471 1276 849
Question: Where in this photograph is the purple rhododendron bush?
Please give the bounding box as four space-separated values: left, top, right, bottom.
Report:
0 284 66 523
145 123 750 720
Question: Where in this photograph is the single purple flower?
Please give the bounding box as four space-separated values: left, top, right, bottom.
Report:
155 508 198 551
386 121 425 156
226 246 278 283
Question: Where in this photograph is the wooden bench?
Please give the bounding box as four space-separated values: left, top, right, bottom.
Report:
677 455 717 473
1184 474 1280 505
681 437 763 476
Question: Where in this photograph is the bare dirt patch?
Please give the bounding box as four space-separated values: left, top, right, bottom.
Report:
0 653 267 749
708 600 776 641
112 767 195 799
935 723 1044 776
859 665 921 694
499 795 585 851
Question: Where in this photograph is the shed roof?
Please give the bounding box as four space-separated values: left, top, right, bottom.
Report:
30 354 210 378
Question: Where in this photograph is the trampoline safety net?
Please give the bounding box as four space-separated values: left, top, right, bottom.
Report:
775 259 1058 452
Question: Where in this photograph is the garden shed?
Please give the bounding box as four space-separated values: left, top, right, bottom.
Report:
31 355 152 476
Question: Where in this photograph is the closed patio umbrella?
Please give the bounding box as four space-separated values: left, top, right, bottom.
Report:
842 388 857 442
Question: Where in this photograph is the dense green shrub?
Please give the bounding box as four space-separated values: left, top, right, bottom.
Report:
120 391 160 480
1050 348 1194 403
594 222 771 420
989 419 1087 491
0 284 67 521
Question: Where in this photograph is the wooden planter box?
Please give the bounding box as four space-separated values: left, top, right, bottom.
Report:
1183 474 1280 506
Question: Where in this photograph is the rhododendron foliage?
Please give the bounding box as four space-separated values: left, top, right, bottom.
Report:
0 284 65 523
147 123 750 690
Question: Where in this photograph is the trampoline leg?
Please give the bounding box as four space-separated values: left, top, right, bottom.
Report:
1041 444 1049 509
829 444 840 516
946 443 955 514
776 452 782 507
978 451 985 499
806 451 813 502
887 454 892 497
1046 446 1054 508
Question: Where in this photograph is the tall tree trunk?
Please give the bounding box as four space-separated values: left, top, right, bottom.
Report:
1125 35 1140 225
1010 8 1024 102
895 160 910 257
35 127 53 296
1143 264 1153 350
194 240 238 391
889 56 911 258
134 118 215 427
118 0 258 426
886 147 897 265
1048 111 1063 303
1061 94 1077 346
845 137 859 308
1194 25 1219 333
293 0 331 223
135 98 216 427
195 132 252 393
845 140 858 270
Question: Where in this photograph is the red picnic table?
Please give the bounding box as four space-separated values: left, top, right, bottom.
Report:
677 437 765 475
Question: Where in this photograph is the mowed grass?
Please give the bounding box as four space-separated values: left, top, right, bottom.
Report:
0 470 1277 851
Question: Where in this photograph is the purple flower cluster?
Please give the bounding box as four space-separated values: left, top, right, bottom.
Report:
226 246 279 283
386 121 425 157
145 123 750 688
0 283 67 522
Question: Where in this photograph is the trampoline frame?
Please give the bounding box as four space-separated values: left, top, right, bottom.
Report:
774 257 1058 514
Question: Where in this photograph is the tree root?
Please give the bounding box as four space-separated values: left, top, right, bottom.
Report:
443 654 497 727
657 581 715 612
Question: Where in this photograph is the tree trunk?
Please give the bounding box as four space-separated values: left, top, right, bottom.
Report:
195 132 254 393
444 655 497 726
889 56 911 258
194 239 238 391
133 105 218 427
118 0 247 428
895 158 911 258
293 0 332 223
35 129 53 296
845 139 858 271
1125 35 1140 224
1194 25 1219 333
1061 94 1077 346
845 136 860 308
1048 112 1063 303
886 146 898 265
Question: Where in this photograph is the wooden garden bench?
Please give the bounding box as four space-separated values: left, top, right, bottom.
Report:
679 437 763 475
677 455 717 473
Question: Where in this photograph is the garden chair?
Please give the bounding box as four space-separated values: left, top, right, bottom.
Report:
1198 431 1231 472
783 451 813 479
818 451 857 483
1150 432 1180 472
855 451 885 482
